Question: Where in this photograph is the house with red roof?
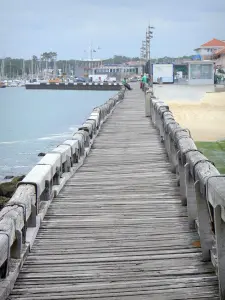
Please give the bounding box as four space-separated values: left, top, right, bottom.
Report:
194 38 225 60
213 47 225 70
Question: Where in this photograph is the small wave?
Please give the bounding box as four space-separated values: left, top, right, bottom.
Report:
37 132 72 141
0 140 27 145
0 164 29 169
13 165 30 169
69 126 79 132
0 128 80 145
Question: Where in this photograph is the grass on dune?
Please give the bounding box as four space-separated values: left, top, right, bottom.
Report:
195 141 225 174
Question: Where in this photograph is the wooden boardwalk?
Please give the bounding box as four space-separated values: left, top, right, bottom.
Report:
8 85 219 299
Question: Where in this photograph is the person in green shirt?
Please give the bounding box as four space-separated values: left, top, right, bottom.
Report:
142 74 147 83
122 78 127 85
141 74 147 91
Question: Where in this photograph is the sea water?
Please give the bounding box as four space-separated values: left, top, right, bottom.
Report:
0 87 115 181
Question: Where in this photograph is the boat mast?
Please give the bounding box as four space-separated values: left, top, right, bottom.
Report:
31 57 33 81
0 58 5 81
89 41 93 74
22 59 25 80
53 55 57 78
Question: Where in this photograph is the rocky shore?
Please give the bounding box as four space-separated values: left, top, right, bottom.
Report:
0 175 25 209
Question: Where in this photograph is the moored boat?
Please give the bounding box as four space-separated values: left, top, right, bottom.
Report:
0 82 6 88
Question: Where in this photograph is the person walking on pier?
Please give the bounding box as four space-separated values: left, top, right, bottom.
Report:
140 74 143 89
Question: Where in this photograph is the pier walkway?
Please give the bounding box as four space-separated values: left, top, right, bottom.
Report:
8 84 219 299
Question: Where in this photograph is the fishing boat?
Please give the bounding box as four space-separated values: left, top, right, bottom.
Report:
49 78 61 83
0 82 6 88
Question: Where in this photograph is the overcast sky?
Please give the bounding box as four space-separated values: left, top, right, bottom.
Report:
1 0 225 59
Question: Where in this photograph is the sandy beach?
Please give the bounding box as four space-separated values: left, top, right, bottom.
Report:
166 92 225 141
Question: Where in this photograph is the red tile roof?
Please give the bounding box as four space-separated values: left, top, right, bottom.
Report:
201 38 225 47
214 47 225 57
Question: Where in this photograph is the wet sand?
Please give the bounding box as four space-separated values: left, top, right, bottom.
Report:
166 92 225 141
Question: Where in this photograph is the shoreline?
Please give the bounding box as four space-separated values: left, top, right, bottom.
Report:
0 175 25 208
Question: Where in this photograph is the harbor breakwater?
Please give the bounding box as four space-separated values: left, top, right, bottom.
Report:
26 82 122 91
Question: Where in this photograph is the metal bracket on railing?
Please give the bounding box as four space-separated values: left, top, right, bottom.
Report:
17 182 38 214
165 120 177 133
156 105 169 115
175 135 191 147
181 149 203 165
173 128 191 141
5 202 27 243
183 149 203 156
193 159 215 182
161 110 173 119
0 230 10 278
163 118 175 130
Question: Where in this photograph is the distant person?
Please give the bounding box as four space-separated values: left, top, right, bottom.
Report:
141 74 147 91
122 78 132 91
142 74 147 83
140 74 143 89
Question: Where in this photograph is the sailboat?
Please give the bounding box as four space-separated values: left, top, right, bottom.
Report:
0 59 6 87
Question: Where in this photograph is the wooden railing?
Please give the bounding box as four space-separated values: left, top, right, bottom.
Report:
0 89 125 299
147 90 225 299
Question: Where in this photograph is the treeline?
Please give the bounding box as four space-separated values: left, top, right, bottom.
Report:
96 55 193 64
103 55 140 64
0 54 193 78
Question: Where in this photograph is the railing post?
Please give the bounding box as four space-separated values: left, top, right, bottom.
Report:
214 205 225 299
184 163 197 229
11 230 22 259
168 134 177 173
27 204 37 227
144 91 151 117
177 151 187 206
194 180 213 261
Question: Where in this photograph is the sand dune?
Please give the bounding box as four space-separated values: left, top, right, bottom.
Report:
166 92 225 141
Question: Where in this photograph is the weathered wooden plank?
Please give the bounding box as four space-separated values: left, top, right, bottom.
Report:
8 84 218 299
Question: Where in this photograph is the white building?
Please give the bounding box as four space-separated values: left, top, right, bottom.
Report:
194 38 225 60
92 64 142 80
188 61 214 85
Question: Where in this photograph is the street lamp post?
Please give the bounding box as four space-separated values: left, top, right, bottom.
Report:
140 40 146 74
146 25 154 86
140 25 154 80
88 44 101 75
